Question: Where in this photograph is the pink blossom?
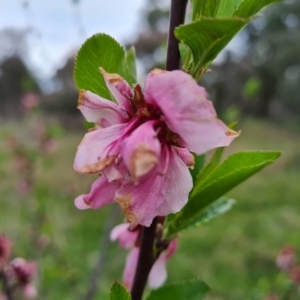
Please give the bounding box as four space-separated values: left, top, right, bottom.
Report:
110 223 177 290
16 180 32 195
0 293 7 300
276 246 296 272
290 266 300 284
264 296 278 300
0 234 12 269
21 92 39 112
9 258 37 299
23 284 37 299
74 68 239 226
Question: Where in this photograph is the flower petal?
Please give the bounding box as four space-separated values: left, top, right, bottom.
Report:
165 240 178 259
148 253 167 289
74 124 126 174
144 70 239 154
123 247 139 291
78 90 128 126
115 158 167 227
110 223 138 249
115 146 192 227
100 68 133 113
75 176 120 210
155 147 193 216
172 146 194 167
122 121 161 182
102 163 123 182
148 240 178 289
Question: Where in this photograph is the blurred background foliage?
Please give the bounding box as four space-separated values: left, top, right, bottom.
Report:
0 0 300 299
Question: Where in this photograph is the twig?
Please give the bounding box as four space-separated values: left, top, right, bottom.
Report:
130 2 188 300
166 0 188 71
130 218 158 300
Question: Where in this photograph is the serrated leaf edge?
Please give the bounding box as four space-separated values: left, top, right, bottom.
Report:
110 280 131 300
193 150 281 195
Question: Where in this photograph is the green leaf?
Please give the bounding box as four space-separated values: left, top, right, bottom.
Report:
146 279 209 300
84 120 95 130
192 197 235 226
192 0 221 20
179 43 193 69
165 151 281 236
165 197 235 235
190 154 206 184
175 18 247 78
110 281 131 300
217 0 281 18
217 0 245 17
192 0 280 19
74 34 133 100
126 46 137 84
196 147 224 184
183 0 280 78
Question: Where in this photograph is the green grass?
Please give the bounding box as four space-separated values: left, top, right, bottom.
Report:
1 119 299 299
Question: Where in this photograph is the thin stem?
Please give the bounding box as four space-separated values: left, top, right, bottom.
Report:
130 218 157 300
130 2 187 300
0 271 15 300
166 0 188 71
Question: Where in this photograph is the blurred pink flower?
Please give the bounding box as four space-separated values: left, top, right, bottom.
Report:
74 68 239 226
21 92 39 112
0 293 7 300
9 258 37 299
290 266 300 284
264 295 278 300
276 246 296 272
40 138 58 154
16 181 31 195
0 234 12 269
110 223 177 290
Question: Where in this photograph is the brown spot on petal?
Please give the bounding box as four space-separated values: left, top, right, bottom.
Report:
151 68 167 75
130 143 158 182
99 67 123 83
185 156 195 167
77 156 115 174
226 129 241 137
115 194 138 227
83 198 92 206
77 90 87 108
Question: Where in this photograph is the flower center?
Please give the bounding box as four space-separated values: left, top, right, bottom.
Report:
131 85 181 147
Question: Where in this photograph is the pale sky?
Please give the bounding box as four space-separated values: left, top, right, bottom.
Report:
0 0 145 79
0 0 250 91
